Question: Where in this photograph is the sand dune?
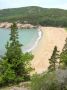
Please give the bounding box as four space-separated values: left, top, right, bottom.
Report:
31 27 67 73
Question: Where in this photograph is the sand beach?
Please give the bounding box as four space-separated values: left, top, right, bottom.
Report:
32 27 67 73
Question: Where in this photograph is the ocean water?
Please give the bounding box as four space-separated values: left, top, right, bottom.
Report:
0 28 41 55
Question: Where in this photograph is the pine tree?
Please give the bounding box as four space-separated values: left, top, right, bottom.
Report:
0 23 33 86
48 46 59 71
5 23 25 76
60 38 67 67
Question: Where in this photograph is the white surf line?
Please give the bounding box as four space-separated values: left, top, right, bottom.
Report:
24 28 42 53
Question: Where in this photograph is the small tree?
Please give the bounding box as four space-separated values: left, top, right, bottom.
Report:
60 38 67 67
48 46 59 71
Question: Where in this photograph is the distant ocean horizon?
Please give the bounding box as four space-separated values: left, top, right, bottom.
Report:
0 28 42 55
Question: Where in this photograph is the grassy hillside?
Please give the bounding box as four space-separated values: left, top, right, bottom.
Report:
0 6 67 27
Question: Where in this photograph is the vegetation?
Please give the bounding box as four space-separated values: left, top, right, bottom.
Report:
0 23 33 87
31 42 67 90
1 6 67 89
31 71 67 90
0 6 67 27
60 38 67 67
48 46 59 71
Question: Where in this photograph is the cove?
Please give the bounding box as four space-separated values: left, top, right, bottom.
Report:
0 28 41 55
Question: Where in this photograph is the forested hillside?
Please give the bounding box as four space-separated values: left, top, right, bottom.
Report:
0 6 67 27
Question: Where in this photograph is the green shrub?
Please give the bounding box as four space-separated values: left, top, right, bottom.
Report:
31 71 67 90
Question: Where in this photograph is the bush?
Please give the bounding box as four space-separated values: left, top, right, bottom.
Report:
31 71 67 90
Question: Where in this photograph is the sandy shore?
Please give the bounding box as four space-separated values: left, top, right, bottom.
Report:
31 27 67 73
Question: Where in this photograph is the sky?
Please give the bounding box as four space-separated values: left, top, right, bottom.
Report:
0 0 67 10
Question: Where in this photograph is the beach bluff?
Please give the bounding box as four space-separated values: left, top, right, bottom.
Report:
0 22 37 29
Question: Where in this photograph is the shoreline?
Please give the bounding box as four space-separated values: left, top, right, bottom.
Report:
31 27 67 73
0 22 37 29
23 28 42 53
0 25 67 74
0 27 42 55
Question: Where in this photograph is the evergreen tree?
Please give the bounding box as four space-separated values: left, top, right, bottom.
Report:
48 46 59 71
60 38 67 67
0 23 33 86
5 23 25 76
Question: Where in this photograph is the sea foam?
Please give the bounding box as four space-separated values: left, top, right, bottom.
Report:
24 28 42 52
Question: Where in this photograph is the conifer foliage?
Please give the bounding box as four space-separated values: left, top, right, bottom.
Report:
0 23 33 86
60 38 67 66
48 46 59 71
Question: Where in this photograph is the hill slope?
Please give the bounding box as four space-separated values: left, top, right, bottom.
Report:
0 6 67 27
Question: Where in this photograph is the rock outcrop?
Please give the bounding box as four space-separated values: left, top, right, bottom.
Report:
0 22 36 29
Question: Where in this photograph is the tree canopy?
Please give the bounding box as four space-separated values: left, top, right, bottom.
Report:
0 6 67 27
